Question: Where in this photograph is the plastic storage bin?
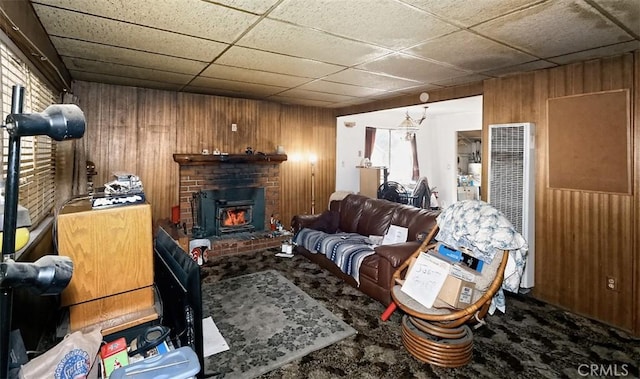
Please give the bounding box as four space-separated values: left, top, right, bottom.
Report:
109 346 200 379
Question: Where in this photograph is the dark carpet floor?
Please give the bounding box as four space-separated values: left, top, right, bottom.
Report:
201 249 640 379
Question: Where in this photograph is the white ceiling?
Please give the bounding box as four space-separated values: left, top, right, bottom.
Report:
30 0 639 109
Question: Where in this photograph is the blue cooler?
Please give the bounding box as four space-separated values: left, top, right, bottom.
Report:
109 346 200 379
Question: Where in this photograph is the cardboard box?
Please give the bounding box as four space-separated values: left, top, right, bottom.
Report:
402 251 478 309
427 249 480 283
449 262 478 282
401 252 451 308
433 275 475 309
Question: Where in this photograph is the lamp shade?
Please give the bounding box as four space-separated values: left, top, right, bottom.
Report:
399 114 417 129
399 107 427 129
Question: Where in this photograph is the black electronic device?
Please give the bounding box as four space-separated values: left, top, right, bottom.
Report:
153 227 204 378
128 325 171 357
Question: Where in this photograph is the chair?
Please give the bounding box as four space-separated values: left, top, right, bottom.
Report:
389 224 510 367
406 176 431 208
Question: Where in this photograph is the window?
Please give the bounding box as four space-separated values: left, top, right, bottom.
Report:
370 129 417 185
1 39 58 227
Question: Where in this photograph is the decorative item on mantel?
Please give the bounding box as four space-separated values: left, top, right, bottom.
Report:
173 153 288 165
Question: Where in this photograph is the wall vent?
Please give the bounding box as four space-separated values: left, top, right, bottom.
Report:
487 123 535 288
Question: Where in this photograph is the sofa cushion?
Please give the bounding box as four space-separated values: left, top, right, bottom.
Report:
293 228 376 285
356 198 397 237
309 210 340 233
375 241 421 267
390 205 439 242
337 194 368 232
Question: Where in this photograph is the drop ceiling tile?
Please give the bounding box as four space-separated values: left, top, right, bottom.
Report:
388 83 444 96
403 0 541 27
33 0 258 43
215 46 344 78
356 53 469 83
297 80 386 97
548 41 640 65
201 64 313 87
32 4 228 61
275 88 358 103
63 57 194 84
203 0 281 15
189 76 288 96
29 0 640 109
322 68 421 91
591 0 640 36
405 31 538 71
326 98 374 108
51 37 208 75
481 60 557 77
237 18 392 66
265 95 336 107
70 71 184 91
472 0 634 58
268 0 460 49
430 73 491 87
183 85 267 99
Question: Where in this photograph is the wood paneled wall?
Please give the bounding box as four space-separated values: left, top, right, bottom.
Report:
483 52 638 334
71 81 336 230
633 50 640 338
71 51 639 335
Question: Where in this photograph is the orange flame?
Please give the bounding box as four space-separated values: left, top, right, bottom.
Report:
223 209 246 226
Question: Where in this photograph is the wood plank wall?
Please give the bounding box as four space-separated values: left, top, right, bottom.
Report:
71 51 638 335
633 50 640 338
483 52 638 334
71 81 336 231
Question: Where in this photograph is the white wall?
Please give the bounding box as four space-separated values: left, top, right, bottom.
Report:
336 96 482 207
418 111 482 209
336 110 400 193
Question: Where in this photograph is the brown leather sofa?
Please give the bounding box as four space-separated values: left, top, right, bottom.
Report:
291 194 440 306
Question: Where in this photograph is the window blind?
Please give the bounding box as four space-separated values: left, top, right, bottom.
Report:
1 41 57 227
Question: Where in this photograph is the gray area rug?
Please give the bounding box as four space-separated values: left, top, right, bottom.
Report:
202 269 357 378
201 249 640 379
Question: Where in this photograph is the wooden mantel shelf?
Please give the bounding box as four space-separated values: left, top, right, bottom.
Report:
173 153 287 166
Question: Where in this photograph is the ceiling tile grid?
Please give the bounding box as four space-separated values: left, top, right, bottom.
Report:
29 0 639 108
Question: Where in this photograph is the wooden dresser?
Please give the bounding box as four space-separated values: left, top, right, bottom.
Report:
358 167 385 198
56 202 157 333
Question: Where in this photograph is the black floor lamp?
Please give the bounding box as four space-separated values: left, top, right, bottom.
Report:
0 85 86 378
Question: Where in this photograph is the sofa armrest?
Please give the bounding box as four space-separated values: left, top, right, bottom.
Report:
375 242 421 268
291 214 322 233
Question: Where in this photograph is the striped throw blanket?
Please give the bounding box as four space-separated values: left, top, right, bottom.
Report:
293 228 376 285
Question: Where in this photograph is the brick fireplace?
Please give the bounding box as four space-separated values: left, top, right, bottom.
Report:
173 153 289 257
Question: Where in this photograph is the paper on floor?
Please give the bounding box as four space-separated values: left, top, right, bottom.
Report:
202 316 230 357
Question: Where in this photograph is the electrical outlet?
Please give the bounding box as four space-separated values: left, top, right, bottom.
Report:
606 276 617 291
231 123 237 132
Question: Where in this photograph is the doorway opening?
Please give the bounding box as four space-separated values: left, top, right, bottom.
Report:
456 130 482 201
